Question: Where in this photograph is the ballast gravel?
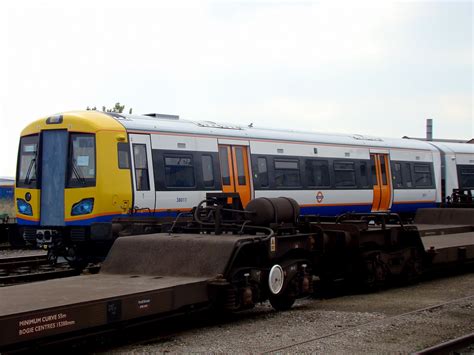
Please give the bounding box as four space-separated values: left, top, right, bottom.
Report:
104 271 474 354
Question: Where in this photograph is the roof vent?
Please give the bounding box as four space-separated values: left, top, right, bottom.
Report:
143 113 179 120
195 121 243 130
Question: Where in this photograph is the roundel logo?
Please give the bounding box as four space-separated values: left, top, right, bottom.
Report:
316 191 324 203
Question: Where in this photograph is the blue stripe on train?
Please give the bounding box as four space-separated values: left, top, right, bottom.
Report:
300 202 438 216
300 204 372 216
16 218 40 226
17 202 438 227
390 202 438 213
65 211 186 226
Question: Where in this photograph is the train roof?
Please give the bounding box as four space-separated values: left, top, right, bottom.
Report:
0 177 14 186
112 113 439 151
427 141 474 155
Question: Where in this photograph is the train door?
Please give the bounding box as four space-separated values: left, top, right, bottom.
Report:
218 144 252 207
40 130 68 226
370 153 392 211
129 134 156 213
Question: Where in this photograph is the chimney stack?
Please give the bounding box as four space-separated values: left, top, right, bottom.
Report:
426 118 433 141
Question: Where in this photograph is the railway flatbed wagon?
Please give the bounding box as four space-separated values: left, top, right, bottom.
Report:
1 202 473 351
0 206 315 351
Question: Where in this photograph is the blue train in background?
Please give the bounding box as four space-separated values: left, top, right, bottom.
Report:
0 177 23 246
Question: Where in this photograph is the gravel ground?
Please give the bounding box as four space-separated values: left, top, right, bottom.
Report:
103 272 474 354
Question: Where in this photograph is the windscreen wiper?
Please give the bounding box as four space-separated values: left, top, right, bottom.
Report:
24 157 36 185
71 159 86 185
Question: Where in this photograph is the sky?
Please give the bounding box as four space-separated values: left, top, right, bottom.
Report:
0 0 472 176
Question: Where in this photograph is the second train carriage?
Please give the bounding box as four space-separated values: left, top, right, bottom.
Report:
14 111 472 259
427 141 474 204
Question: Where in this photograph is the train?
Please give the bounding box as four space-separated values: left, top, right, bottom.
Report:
0 177 22 246
14 111 474 263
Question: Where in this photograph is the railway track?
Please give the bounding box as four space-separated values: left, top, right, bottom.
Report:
0 254 80 286
415 332 474 354
261 294 474 354
0 243 12 251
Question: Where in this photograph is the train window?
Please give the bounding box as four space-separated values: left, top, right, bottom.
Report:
68 134 96 188
219 147 230 186
404 163 413 188
380 157 388 185
414 164 432 187
458 166 474 189
392 162 403 188
274 159 301 187
164 155 195 188
117 143 130 169
305 160 330 187
17 134 39 188
133 144 150 191
257 157 269 187
359 161 370 188
201 155 214 187
334 161 356 187
370 155 378 186
235 147 246 185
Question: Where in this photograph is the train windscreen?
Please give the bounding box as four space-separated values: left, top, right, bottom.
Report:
17 135 39 188
67 133 96 188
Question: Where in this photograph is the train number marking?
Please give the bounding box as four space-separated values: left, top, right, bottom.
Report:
176 197 188 203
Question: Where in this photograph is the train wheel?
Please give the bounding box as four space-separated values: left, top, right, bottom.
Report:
363 252 387 290
403 251 423 284
268 264 296 311
269 291 296 311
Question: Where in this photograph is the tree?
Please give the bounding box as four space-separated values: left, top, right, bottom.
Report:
87 102 132 114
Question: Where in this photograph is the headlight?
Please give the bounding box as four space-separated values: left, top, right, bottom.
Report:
71 198 94 216
17 199 33 216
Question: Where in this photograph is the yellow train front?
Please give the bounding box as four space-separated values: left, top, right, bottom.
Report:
15 111 132 263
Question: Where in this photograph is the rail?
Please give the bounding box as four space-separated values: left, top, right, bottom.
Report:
414 332 474 354
262 294 474 354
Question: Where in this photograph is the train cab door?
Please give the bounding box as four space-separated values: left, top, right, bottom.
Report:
370 153 392 211
40 130 68 226
218 144 252 207
129 134 156 214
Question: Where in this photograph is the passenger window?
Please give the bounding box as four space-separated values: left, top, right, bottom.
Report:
334 161 356 187
458 165 474 189
359 161 369 188
305 160 330 187
219 147 230 186
164 155 195 188
392 162 403 188
404 163 413 188
380 157 388 185
371 155 378 186
235 147 246 185
118 143 130 169
257 157 269 187
133 144 150 191
274 159 301 187
414 164 432 187
201 155 214 188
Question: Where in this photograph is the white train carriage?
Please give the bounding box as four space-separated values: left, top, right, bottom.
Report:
119 113 442 217
428 141 474 201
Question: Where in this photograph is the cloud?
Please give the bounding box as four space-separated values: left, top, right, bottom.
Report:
0 0 471 176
